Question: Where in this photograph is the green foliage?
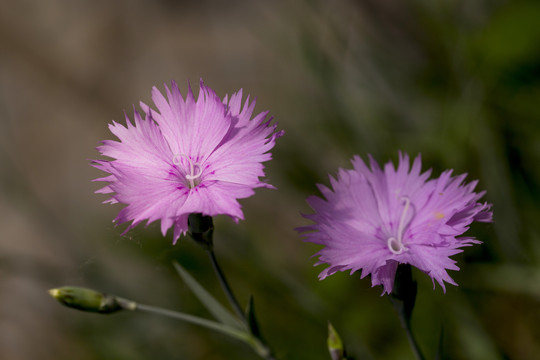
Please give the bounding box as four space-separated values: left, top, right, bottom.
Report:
3 0 539 359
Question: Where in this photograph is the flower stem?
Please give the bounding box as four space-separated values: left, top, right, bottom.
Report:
205 249 275 360
389 264 425 360
118 296 277 359
131 301 247 340
392 302 425 360
125 298 275 358
206 248 246 321
187 214 275 359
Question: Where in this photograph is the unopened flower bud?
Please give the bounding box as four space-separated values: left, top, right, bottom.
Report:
327 322 345 360
48 286 134 314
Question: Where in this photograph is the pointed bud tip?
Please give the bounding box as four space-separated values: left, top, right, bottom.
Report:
327 322 345 360
48 288 61 298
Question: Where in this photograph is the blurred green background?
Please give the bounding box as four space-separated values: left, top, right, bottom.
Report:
1 0 539 359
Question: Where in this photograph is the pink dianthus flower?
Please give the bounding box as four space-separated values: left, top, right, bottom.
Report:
299 153 492 294
93 80 283 243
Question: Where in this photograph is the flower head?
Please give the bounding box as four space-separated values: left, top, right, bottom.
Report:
299 153 492 294
93 80 283 243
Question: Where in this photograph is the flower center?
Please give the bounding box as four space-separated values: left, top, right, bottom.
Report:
387 196 413 255
173 153 203 189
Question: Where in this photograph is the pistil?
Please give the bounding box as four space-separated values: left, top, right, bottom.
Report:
173 154 203 189
387 196 413 255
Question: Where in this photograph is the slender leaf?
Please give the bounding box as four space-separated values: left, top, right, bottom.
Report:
435 326 444 360
173 261 246 330
245 295 261 338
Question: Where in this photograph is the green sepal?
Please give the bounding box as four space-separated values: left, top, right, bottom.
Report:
389 264 417 325
187 213 214 250
389 264 425 360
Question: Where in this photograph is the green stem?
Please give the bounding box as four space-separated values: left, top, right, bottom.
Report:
187 214 275 359
205 250 275 360
137 302 274 359
389 264 425 360
134 303 248 341
397 310 425 360
122 298 274 359
206 248 246 321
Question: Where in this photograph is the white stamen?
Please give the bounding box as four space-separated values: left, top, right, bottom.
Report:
387 196 412 254
172 153 203 188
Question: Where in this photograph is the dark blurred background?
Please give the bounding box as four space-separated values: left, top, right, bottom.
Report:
1 0 539 359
